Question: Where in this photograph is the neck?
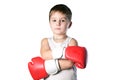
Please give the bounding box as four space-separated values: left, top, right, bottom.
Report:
53 34 67 43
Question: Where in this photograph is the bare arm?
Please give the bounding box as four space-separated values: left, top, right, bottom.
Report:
40 38 53 60
40 38 78 70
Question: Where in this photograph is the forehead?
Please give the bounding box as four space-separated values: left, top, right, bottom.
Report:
50 11 67 18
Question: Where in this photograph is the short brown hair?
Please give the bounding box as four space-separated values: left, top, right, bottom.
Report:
49 4 72 21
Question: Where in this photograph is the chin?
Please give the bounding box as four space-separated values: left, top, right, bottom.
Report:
54 33 63 35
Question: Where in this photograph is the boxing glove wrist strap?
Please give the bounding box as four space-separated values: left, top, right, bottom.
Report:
55 59 61 71
45 59 60 75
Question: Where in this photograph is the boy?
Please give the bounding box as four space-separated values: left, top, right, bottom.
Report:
28 4 86 80
41 4 77 80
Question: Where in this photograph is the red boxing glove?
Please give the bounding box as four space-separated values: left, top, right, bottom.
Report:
28 57 48 80
28 57 60 80
65 46 87 69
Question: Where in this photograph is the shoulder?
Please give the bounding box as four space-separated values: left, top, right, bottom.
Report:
41 38 48 42
41 38 48 45
69 38 78 46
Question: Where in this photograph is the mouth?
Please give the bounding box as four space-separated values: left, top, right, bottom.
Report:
55 28 61 30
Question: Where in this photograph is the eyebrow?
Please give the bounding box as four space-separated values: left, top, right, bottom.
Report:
50 17 67 20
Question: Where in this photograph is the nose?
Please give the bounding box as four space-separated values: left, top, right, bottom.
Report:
56 20 61 26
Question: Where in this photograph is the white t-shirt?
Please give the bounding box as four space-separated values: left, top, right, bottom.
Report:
44 36 77 80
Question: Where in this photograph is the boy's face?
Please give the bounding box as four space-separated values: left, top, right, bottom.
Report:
49 11 71 35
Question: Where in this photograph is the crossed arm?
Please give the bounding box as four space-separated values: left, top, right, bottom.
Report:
40 38 78 70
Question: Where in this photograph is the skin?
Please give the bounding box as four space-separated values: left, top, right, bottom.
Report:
40 11 78 70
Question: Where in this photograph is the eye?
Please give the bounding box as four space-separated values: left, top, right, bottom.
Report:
61 19 66 22
52 19 56 22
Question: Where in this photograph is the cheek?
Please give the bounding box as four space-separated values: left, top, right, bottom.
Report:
64 23 70 29
50 22 55 28
62 26 68 32
65 27 69 31
49 23 54 28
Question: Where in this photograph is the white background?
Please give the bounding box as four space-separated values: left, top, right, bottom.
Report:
0 0 120 80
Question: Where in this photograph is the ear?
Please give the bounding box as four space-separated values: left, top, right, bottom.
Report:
68 21 72 28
